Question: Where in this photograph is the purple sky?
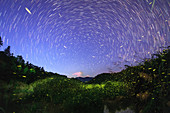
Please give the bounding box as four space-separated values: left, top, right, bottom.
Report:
0 0 169 77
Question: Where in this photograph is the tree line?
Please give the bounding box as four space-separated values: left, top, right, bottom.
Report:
0 36 66 83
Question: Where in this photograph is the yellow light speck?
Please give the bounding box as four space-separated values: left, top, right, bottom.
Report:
162 59 166 62
17 65 21 68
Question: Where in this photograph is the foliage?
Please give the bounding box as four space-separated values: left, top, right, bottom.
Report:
104 81 128 98
120 46 170 113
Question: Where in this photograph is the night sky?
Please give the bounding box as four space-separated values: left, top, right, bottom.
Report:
0 0 169 78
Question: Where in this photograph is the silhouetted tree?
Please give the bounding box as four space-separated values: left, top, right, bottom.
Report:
26 61 29 66
40 67 45 72
0 36 3 47
4 46 11 56
17 55 25 64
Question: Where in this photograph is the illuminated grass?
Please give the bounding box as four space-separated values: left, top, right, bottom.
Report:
82 84 104 89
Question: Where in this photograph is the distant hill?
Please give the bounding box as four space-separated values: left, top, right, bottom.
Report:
87 73 120 84
75 77 93 82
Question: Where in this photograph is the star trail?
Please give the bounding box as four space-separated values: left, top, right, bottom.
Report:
0 0 169 77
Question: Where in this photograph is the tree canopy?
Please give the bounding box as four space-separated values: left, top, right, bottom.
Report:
0 36 3 47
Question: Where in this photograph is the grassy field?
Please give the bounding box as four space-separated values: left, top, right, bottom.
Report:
0 77 129 113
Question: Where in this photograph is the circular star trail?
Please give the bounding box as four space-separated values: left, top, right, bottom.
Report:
0 0 169 77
